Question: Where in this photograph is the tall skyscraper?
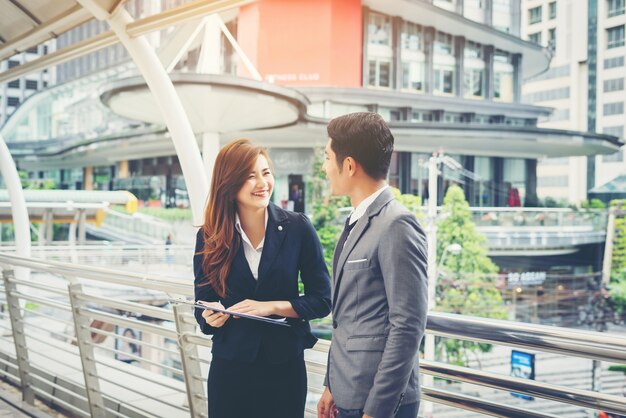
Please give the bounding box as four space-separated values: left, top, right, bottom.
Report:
523 0 625 203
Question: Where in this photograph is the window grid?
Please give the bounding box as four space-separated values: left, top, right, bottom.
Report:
549 2 557 19
603 77 625 92
608 0 625 17
607 25 625 49
603 102 624 115
529 6 542 24
604 56 625 68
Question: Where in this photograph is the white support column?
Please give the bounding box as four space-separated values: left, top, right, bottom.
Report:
197 16 222 74
77 0 209 225
68 212 78 245
0 135 31 280
202 132 220 189
77 210 87 245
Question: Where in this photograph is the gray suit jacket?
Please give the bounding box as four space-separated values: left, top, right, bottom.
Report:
325 188 428 418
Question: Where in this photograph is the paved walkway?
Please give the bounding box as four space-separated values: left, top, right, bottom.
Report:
0 388 54 418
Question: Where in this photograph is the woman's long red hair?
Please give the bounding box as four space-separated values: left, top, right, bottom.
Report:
198 139 271 298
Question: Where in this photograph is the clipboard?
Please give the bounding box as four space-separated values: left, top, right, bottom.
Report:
169 299 291 327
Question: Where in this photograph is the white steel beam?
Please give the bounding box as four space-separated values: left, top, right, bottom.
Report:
0 0 252 88
0 135 31 280
76 0 209 224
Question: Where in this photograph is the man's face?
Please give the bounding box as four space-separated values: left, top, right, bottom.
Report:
322 138 348 196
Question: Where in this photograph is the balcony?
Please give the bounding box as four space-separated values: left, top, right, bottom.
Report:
469 207 607 253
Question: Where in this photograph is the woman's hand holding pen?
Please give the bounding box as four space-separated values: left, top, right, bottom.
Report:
198 301 229 328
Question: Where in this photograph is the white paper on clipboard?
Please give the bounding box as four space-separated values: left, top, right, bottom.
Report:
169 299 291 327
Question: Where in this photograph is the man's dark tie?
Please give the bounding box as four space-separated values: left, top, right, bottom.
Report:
333 217 356 275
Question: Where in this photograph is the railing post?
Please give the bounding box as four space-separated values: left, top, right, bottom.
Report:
173 305 207 417
67 282 107 418
2 268 34 404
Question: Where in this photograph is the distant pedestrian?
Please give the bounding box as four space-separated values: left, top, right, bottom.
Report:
165 234 173 265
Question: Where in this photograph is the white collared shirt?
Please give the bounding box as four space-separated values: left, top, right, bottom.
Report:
235 210 268 280
349 185 389 225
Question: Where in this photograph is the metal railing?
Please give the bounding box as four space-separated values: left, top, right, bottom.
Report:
468 207 607 230
0 251 624 418
103 209 175 242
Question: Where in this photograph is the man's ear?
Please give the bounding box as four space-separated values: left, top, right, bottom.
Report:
345 157 357 177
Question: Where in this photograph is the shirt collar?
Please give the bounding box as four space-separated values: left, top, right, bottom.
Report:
235 209 269 250
349 185 389 225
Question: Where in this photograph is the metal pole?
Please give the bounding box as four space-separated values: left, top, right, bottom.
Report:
2 269 34 404
601 207 616 286
423 154 439 418
67 281 106 418
77 0 209 226
172 305 207 417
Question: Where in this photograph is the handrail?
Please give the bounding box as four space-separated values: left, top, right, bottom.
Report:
4 251 625 362
0 252 191 294
421 360 626 415
422 387 561 418
427 312 626 363
0 252 625 418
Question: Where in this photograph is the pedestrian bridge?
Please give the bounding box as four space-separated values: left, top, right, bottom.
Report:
0 247 624 418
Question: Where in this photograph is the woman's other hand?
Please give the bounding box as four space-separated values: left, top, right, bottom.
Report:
198 301 229 328
229 299 276 317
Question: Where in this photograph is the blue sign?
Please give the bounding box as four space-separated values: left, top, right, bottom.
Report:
510 350 535 400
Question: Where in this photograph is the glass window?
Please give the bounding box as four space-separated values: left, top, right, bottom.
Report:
503 159 526 207
369 59 392 88
493 0 512 32
401 61 425 91
465 41 483 59
608 0 625 17
604 78 625 92
529 6 542 24
529 32 542 45
368 13 392 46
549 1 557 19
400 22 425 92
474 157 494 207
434 66 455 95
494 50 514 102
604 56 624 68
434 32 454 55
548 28 556 53
607 25 625 49
603 101 624 115
464 69 485 98
401 22 422 51
7 80 19 88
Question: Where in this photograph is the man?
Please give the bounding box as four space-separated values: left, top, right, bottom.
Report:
317 112 428 418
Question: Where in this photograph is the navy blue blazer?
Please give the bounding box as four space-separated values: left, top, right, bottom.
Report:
194 203 332 364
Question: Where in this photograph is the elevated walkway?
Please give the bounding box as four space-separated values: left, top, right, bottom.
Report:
0 250 624 418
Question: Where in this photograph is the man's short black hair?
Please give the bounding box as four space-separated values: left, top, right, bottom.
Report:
327 112 394 180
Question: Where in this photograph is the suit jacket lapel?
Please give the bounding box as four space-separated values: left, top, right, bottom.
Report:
256 203 288 287
332 215 370 305
332 188 396 307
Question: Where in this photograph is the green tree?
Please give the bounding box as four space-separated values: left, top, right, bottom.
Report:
609 200 626 314
436 184 507 366
310 147 350 268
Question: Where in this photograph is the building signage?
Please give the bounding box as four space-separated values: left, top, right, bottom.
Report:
266 73 321 83
507 271 546 287
510 350 535 400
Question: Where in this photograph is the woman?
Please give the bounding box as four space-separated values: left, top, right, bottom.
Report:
194 139 331 418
